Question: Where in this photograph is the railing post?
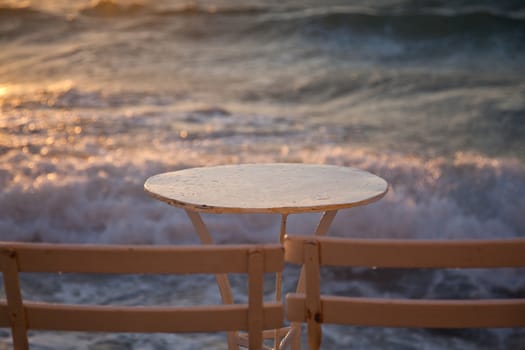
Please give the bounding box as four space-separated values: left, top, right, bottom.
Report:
248 248 264 350
304 241 322 350
0 248 29 350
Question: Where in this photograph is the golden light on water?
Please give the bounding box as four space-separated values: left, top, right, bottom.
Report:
0 80 77 107
0 85 9 98
0 85 13 107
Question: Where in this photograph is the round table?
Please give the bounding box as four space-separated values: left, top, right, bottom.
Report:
144 163 388 350
144 163 387 214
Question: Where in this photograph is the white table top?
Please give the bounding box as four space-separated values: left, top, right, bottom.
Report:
144 163 388 214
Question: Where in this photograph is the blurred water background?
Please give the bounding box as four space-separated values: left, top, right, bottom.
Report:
0 0 524 349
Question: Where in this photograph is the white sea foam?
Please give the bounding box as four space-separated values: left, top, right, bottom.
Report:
1 133 523 244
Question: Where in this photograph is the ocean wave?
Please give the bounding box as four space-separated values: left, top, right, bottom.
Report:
1 143 523 244
300 11 525 40
154 3 267 17
77 0 267 18
0 6 65 39
0 5 54 18
3 2 524 42
144 8 525 47
79 0 146 17
0 86 174 110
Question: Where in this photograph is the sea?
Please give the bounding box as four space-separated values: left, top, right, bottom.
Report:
1 0 524 349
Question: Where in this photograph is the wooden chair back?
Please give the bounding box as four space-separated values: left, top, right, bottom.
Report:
284 235 525 350
0 242 284 350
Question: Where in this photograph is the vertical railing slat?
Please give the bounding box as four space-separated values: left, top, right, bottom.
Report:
304 241 322 350
0 248 29 350
248 249 264 350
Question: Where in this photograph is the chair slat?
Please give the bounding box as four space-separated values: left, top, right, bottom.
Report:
284 236 525 268
0 242 283 274
287 294 525 328
24 302 283 333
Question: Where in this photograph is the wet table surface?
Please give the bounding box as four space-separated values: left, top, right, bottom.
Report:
144 163 388 214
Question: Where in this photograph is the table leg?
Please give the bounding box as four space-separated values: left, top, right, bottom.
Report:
184 209 238 350
294 210 337 292
288 210 338 350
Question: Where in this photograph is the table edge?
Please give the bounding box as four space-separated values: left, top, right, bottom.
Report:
144 185 388 214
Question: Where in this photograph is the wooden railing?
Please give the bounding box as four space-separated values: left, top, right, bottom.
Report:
284 235 525 350
0 242 284 350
